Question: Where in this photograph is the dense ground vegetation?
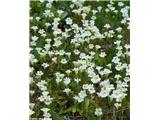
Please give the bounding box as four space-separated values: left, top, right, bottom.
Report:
30 0 130 119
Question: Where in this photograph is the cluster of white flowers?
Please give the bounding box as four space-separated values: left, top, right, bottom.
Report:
35 80 52 119
97 79 114 98
29 103 35 117
37 80 53 105
73 90 87 103
30 0 130 118
83 84 95 94
41 108 51 118
55 72 65 83
95 108 103 116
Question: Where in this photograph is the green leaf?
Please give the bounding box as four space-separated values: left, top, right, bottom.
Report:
52 112 58 120
84 98 90 112
72 106 76 113
64 105 78 114
88 114 96 120
61 12 68 20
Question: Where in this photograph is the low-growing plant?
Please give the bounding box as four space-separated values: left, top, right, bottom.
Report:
30 0 130 119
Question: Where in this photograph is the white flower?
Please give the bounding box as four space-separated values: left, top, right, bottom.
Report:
55 72 65 78
95 45 101 50
44 96 53 105
38 29 45 34
81 13 87 19
97 6 102 12
91 75 101 84
110 6 115 11
41 108 51 118
37 80 47 91
66 17 72 25
74 78 81 83
115 63 123 71
91 16 96 20
65 52 71 57
31 26 38 31
30 90 35 95
61 58 67 64
64 77 71 85
45 38 52 43
42 63 49 68
97 90 109 98
72 67 79 73
29 109 35 116
115 74 121 80
88 84 95 94
31 36 38 41
48 51 54 56
106 63 112 69
53 40 62 47
36 71 44 77
121 19 126 24
95 108 103 116
43 113 51 118
111 90 127 102
105 8 110 13
103 68 112 74
35 17 40 21
99 68 112 76
55 72 65 83
63 88 71 94
126 67 130 76
89 44 94 49
124 44 130 49
78 90 87 99
124 77 130 82
83 84 89 90
97 79 114 98
56 77 62 83
38 91 53 105
116 50 123 57
118 2 124 7
66 70 72 75
41 108 50 113
30 68 34 74
58 50 65 56
114 40 121 45
46 3 52 8
52 57 57 63
114 103 121 109
116 27 122 32
99 52 106 58
39 0 45 3
117 35 123 39
96 66 102 71
90 51 95 56
74 49 80 55
37 80 46 85
48 0 54 3
53 29 62 35
45 22 51 27
112 56 120 64
57 10 64 16
104 24 111 29
73 95 84 103
92 10 98 15
44 10 54 17
44 44 51 51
